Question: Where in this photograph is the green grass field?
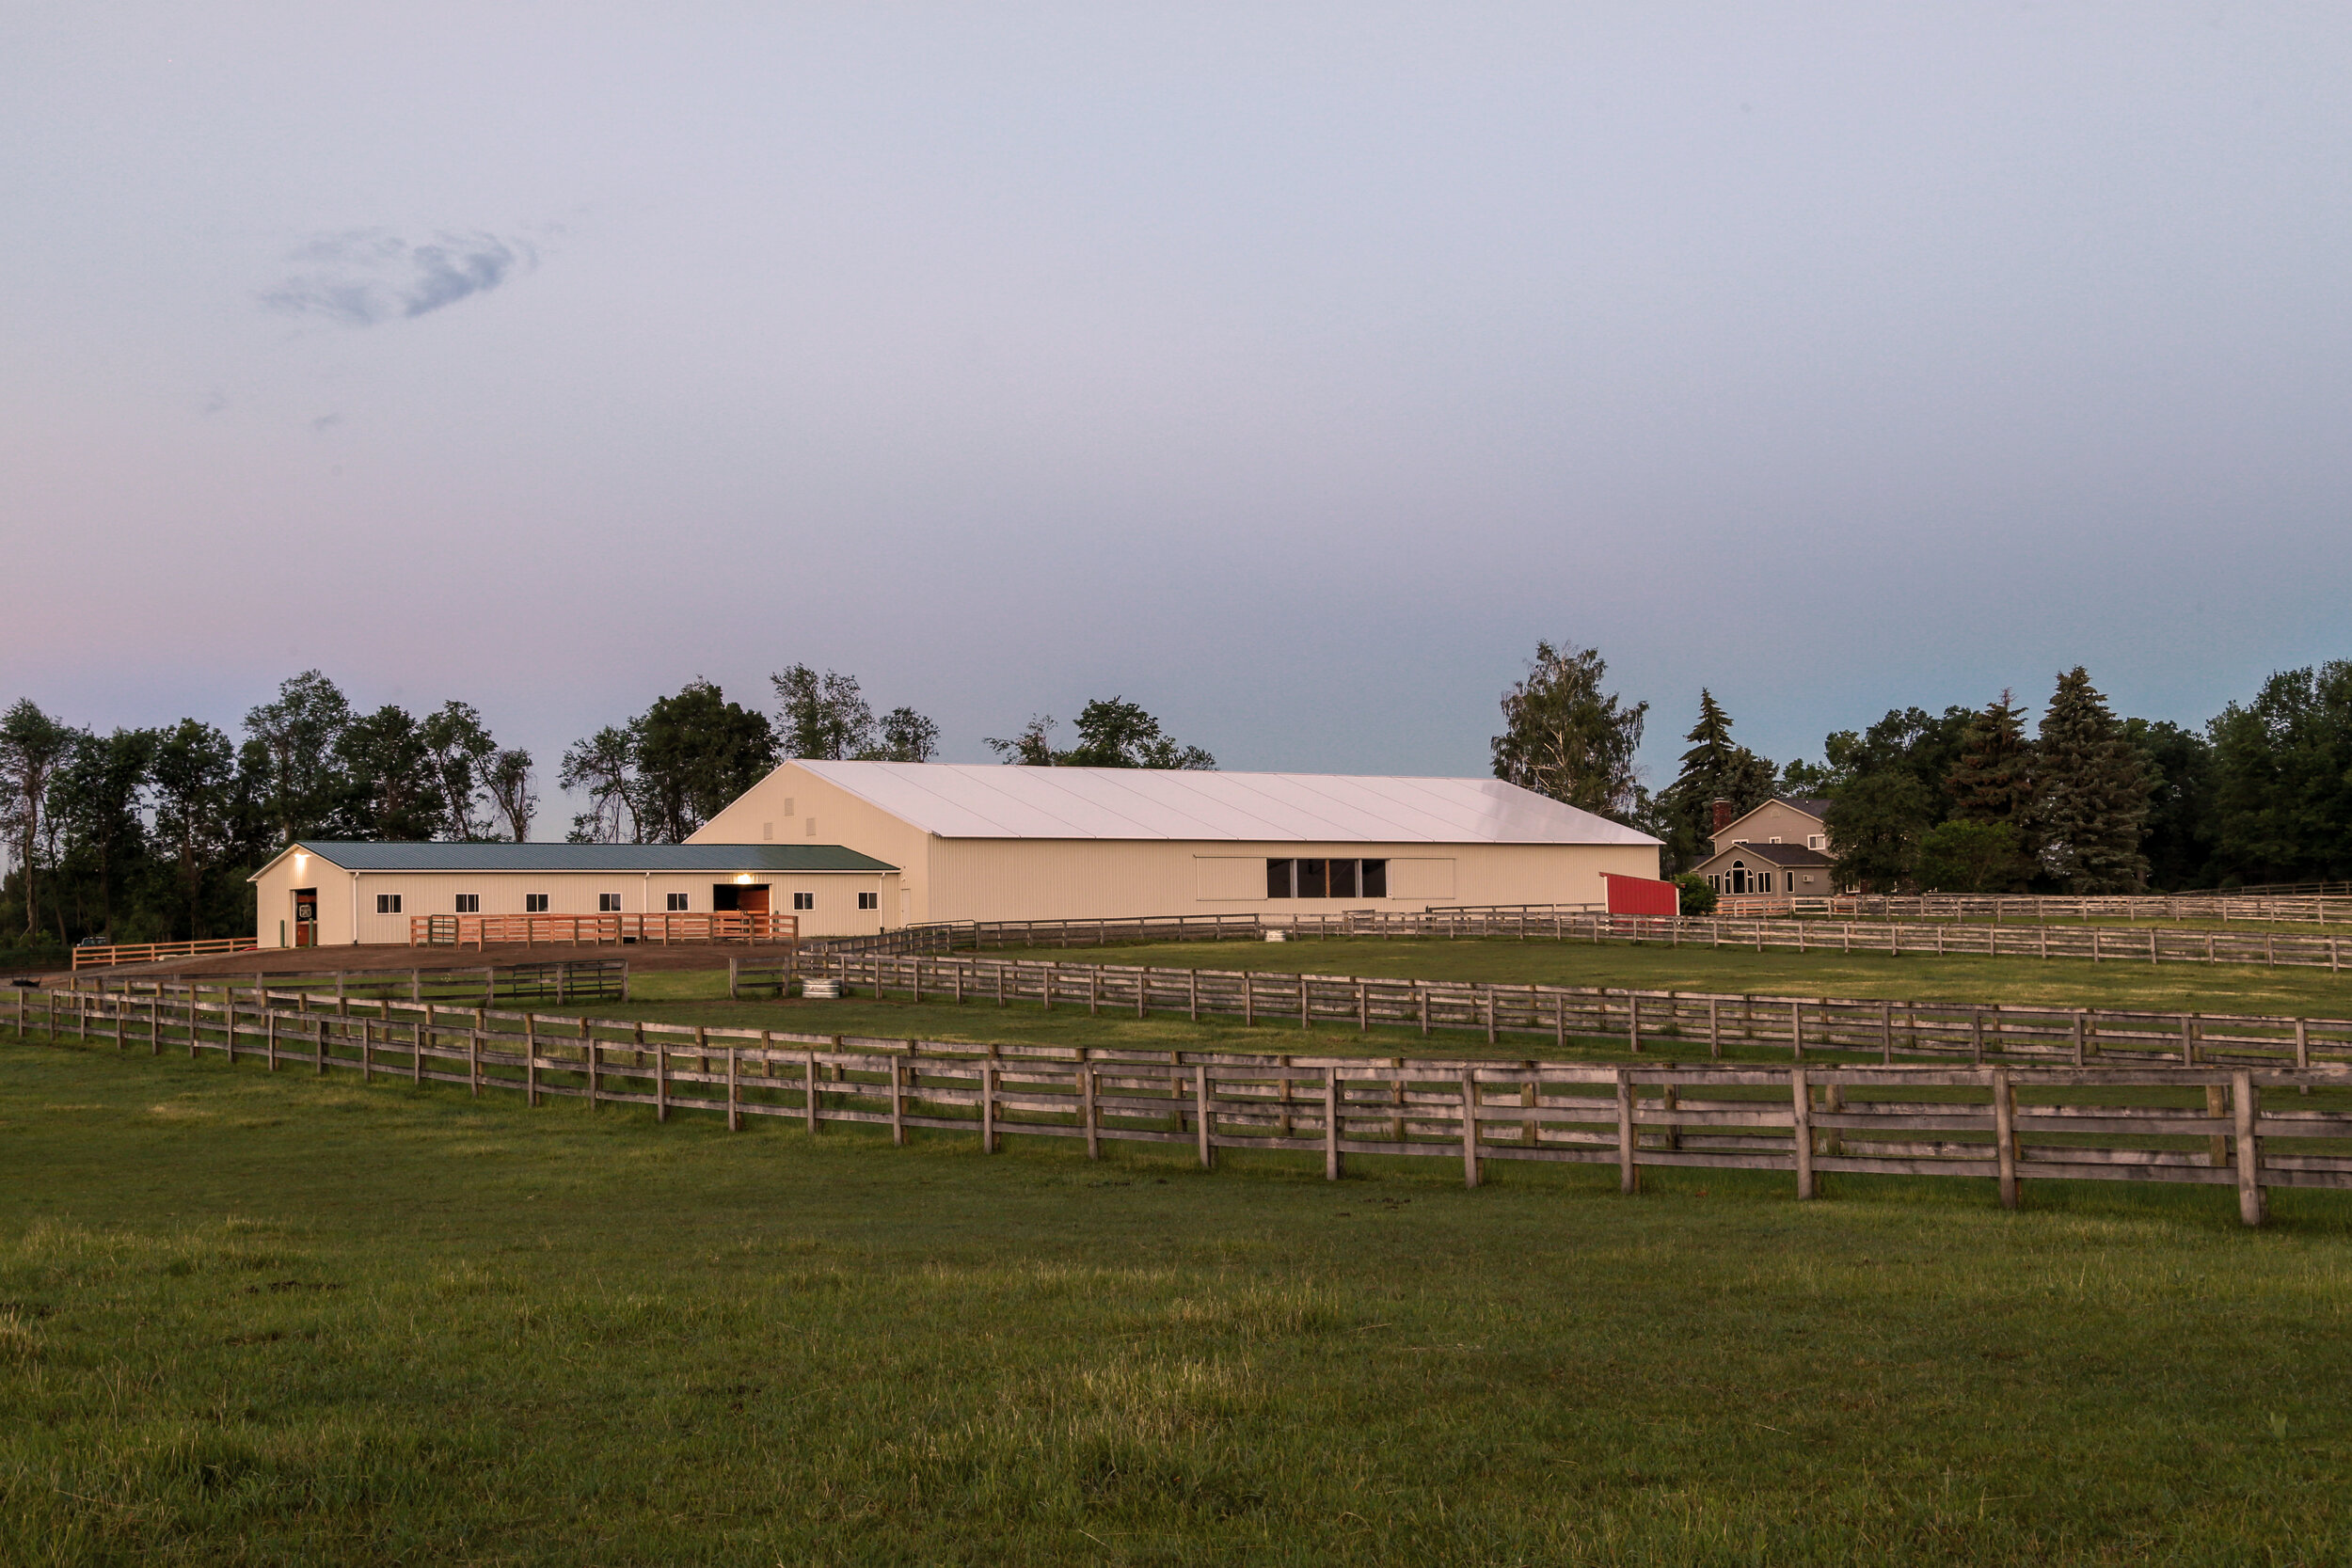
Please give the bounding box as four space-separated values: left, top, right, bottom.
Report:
6 1034 2352 1566
969 936 2352 1019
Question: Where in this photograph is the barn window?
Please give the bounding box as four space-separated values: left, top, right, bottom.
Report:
666 893 689 911
793 892 815 911
525 894 549 912
762 822 773 841
598 894 622 911
1266 858 1388 898
858 892 879 910
805 818 818 836
375 894 402 914
454 894 479 913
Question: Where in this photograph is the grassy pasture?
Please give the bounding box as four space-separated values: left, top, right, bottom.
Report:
963 936 2352 1020
6 1036 2352 1565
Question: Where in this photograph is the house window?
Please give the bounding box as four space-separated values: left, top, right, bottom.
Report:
1808 834 1825 850
454 894 479 913
1727 863 1746 895
793 891 815 911
1759 873 1773 895
858 892 879 910
666 893 689 911
598 894 622 912
376 894 402 914
525 894 549 912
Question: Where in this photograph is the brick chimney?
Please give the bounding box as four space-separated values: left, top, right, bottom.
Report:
1710 798 1736 835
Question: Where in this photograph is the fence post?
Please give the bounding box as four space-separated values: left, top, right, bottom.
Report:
804 1046 822 1133
315 1017 328 1075
890 1052 907 1147
2233 1070 2266 1227
2073 1012 2087 1069
1080 1051 1100 1159
1708 997 1720 1060
526 1016 540 1106
1991 1069 2018 1209
1791 1067 1815 1199
728 957 739 1001
727 1044 740 1132
1324 1068 1343 1180
1615 1069 1637 1195
1195 1063 1215 1169
1459 1070 1482 1189
471 1008 485 1097
981 1053 998 1153
411 968 421 1003
1791 1001 1803 1061
1628 993 1640 1053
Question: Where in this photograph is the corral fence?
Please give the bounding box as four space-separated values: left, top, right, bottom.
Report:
807 907 2352 973
813 949 2352 1071
71 937 259 972
53 958 628 1007
11 978 2333 1227
1715 893 2352 925
410 911 796 951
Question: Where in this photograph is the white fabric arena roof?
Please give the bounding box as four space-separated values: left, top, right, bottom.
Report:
788 762 1660 846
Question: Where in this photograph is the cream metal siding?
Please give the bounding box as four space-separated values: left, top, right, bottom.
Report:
692 764 938 923
251 851 894 946
923 838 1657 922
696 763 1662 926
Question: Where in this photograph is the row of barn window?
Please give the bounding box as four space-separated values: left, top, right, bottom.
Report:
1264 858 1389 899
372 892 878 914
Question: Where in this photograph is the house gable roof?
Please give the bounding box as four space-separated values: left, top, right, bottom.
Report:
1694 840 1838 872
760 761 1662 846
1713 796 1830 842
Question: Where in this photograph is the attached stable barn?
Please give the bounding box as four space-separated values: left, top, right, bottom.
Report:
248 842 898 949
689 762 1660 927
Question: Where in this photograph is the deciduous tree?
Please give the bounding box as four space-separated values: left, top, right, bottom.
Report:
1490 641 1646 817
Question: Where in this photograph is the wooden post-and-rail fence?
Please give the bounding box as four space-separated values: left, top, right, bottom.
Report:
10 978 2319 1227
814 950 2352 1074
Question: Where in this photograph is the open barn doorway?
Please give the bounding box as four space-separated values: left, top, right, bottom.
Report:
711 884 770 914
291 888 319 947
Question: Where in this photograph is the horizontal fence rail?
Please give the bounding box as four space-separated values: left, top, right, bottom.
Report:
409 911 797 950
56 958 628 1006
812 950 2352 1073
809 907 2352 972
12 979 2329 1226
71 937 258 972
1713 893 2352 925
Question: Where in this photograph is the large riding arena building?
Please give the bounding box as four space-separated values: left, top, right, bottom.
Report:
251 763 1661 947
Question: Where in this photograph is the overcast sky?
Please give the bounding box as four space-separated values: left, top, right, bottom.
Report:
6 4 2347 830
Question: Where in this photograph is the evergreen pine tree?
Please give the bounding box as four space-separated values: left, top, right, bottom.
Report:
2034 667 2152 893
1659 689 1776 870
1944 689 2037 888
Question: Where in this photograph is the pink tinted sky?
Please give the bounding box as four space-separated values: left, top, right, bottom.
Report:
6 4 2348 831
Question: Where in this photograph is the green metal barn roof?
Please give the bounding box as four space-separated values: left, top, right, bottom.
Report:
252 841 897 879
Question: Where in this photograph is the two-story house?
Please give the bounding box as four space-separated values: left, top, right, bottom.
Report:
1690 797 1841 897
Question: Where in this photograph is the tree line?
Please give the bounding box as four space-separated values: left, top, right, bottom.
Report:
1488 642 2352 894
0 672 535 951
557 668 1215 843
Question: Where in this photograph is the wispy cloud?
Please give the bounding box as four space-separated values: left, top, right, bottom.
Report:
263 229 538 326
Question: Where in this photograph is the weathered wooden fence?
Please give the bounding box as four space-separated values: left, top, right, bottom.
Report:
13 979 2338 1226
810 906 2352 965
814 950 2352 1070
55 958 628 1006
